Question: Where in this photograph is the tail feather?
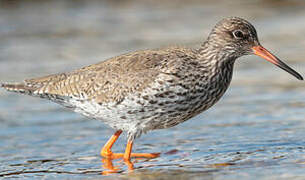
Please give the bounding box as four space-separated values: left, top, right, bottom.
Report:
1 82 37 94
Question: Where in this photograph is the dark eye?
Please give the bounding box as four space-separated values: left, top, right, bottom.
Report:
233 30 244 39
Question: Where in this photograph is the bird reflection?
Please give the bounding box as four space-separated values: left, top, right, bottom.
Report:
101 158 134 175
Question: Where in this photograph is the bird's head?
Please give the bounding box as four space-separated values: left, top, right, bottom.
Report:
206 17 303 80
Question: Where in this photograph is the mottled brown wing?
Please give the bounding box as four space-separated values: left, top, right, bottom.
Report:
22 49 171 104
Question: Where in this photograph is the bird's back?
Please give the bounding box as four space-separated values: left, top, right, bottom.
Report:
1 47 196 105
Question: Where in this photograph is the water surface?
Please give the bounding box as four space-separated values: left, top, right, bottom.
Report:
0 0 305 179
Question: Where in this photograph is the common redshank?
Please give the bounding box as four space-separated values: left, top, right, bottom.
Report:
1 17 303 164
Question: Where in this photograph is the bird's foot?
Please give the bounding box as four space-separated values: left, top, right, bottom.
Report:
101 151 160 159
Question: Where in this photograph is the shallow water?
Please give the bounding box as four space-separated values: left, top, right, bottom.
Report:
0 0 305 179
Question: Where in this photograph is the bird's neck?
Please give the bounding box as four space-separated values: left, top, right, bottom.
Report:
197 41 236 72
196 41 236 90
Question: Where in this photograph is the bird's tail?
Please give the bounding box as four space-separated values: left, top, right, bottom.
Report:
1 82 38 95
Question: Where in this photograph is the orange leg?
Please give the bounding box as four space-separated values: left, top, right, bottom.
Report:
123 140 160 160
100 131 160 160
100 130 123 159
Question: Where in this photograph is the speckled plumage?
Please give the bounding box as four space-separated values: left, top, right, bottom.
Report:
1 17 302 142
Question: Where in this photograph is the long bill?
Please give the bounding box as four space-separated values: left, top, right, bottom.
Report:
252 45 303 80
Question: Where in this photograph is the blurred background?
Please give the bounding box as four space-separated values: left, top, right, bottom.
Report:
0 0 304 179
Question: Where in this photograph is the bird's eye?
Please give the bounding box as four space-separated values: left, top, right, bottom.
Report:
233 30 244 39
